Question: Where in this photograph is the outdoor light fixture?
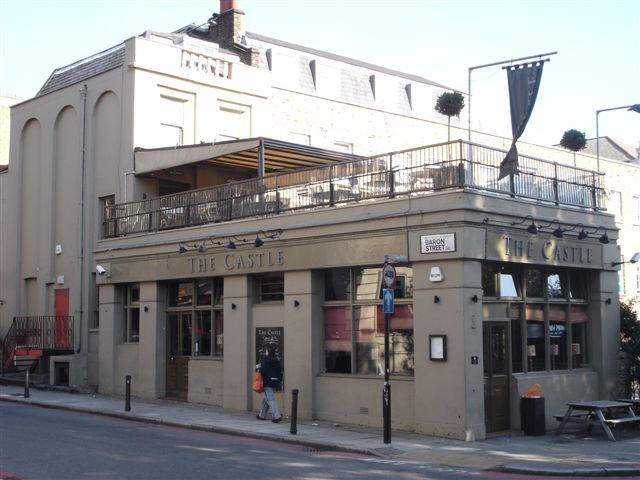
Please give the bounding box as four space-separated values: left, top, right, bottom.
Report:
471 294 479 303
293 300 300 307
177 229 283 253
179 245 188 254
539 219 564 238
254 236 264 248
611 252 640 267
434 295 441 303
198 245 207 253
512 215 538 234
227 240 236 249
605 298 612 305
599 232 610 244
578 228 588 240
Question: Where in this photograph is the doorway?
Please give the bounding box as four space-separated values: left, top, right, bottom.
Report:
166 312 192 400
54 289 70 349
483 322 511 432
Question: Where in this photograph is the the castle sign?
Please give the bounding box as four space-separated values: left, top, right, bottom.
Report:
486 231 602 268
187 250 285 274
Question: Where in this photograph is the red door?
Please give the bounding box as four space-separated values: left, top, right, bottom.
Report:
54 289 70 349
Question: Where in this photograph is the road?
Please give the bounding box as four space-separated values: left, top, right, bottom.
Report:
0 402 621 480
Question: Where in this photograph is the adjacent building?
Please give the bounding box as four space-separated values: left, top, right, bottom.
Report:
1 1 637 440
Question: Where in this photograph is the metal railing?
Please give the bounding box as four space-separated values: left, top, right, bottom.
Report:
2 316 74 372
103 140 606 238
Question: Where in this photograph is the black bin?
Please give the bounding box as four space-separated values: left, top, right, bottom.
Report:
521 397 546 436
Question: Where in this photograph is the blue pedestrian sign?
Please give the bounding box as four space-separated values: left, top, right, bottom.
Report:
383 288 394 314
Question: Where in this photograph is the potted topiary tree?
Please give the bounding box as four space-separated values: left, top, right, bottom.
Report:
435 91 465 143
560 129 587 166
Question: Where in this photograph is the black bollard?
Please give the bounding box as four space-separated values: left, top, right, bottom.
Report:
290 389 299 435
24 369 30 399
125 375 131 411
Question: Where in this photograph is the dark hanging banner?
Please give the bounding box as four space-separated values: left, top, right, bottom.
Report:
498 61 545 180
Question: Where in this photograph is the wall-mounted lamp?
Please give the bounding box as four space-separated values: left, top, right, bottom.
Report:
143 306 149 312
434 295 440 304
612 252 640 267
605 298 612 305
179 245 188 254
227 240 236 250
293 300 300 307
231 303 237 310
512 215 538 234
471 294 479 303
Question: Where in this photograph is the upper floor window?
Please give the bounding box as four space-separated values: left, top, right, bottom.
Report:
608 191 622 220
160 96 185 146
333 141 353 154
217 100 250 141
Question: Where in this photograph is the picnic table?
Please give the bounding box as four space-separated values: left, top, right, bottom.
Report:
555 400 640 441
617 398 640 415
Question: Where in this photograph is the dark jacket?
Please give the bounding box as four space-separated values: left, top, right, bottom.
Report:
259 356 283 388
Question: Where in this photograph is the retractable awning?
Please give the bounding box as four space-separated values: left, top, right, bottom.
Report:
134 137 362 176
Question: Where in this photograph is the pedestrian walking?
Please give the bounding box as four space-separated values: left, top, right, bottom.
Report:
256 349 283 423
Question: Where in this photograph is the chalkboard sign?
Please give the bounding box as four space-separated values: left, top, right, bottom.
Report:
255 327 284 369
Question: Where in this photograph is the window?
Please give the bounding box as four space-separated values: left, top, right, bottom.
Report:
333 141 353 154
100 195 115 238
323 266 414 375
159 96 185 146
618 257 625 296
483 263 590 372
123 284 140 343
256 273 284 302
608 191 622 220
288 132 311 146
217 101 250 141
167 278 224 357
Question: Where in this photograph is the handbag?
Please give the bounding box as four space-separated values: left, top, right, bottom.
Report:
252 371 264 393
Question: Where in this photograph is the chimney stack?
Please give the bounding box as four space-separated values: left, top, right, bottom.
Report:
217 0 245 46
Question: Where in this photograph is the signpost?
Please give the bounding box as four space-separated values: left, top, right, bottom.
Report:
381 262 396 444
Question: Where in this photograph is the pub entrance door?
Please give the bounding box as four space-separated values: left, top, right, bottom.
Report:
166 312 192 400
483 322 511 432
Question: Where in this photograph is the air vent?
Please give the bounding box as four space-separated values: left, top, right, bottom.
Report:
359 407 369 415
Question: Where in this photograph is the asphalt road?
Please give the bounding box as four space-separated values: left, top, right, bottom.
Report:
0 401 616 480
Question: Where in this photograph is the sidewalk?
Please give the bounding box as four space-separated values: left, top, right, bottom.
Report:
2 384 639 477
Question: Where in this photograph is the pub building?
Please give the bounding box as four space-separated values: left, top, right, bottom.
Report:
94 145 619 441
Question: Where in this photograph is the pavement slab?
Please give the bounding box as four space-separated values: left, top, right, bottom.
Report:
2 384 639 477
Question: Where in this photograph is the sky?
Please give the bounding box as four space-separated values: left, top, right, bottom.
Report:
1 0 639 150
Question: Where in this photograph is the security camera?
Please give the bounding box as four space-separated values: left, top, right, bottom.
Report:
96 265 108 276
631 252 640 264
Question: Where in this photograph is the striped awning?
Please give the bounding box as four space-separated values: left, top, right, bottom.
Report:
134 137 361 176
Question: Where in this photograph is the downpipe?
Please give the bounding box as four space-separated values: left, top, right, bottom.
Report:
76 84 87 354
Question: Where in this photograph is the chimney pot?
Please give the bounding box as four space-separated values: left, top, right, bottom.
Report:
220 0 238 12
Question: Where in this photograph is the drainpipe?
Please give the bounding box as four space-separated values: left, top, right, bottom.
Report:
77 84 87 354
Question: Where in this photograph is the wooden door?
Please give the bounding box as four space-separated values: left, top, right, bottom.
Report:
483 322 510 432
54 289 70 349
166 312 191 400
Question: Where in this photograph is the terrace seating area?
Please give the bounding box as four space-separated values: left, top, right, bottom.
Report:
103 139 606 238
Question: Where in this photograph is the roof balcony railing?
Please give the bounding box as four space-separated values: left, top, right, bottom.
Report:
103 140 606 238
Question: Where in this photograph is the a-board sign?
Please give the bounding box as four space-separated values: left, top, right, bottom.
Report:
255 326 284 369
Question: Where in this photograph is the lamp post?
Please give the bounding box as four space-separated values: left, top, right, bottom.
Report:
596 104 640 172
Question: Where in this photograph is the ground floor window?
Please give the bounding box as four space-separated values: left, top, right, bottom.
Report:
323 266 414 375
123 284 140 343
483 262 590 372
167 278 224 357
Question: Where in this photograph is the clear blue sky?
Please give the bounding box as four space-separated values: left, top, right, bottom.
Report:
1 0 638 149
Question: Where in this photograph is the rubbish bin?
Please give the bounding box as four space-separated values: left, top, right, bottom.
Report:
521 396 546 436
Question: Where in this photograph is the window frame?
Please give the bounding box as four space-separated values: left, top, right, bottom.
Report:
255 273 285 303
123 284 140 343
322 266 414 376
166 278 224 358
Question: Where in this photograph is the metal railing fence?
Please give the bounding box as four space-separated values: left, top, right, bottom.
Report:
103 140 605 238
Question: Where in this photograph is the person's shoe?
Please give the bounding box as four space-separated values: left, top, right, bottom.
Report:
256 415 267 420
271 417 282 423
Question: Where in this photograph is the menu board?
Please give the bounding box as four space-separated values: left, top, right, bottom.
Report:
255 326 284 369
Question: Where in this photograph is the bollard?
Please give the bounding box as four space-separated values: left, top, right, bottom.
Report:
24 369 30 399
125 375 131 411
290 389 299 435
